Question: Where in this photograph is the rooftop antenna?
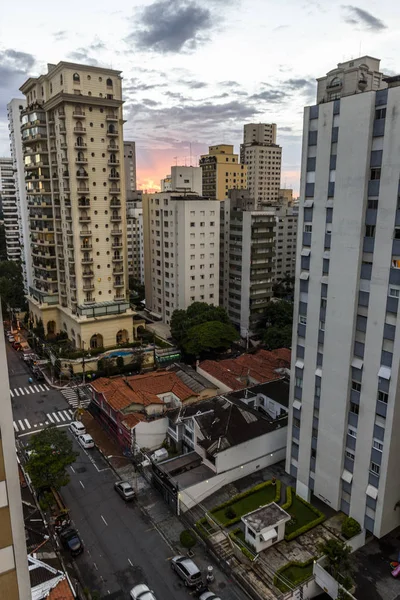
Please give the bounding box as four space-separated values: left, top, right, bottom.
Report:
359 40 362 58
190 142 192 167
174 156 178 166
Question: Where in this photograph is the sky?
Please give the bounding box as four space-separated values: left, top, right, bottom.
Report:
0 0 399 193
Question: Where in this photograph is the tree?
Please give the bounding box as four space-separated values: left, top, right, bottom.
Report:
116 356 124 370
34 318 45 340
182 320 239 357
171 302 230 346
263 325 293 350
273 274 295 300
257 300 293 350
25 427 78 491
318 538 353 584
0 223 7 261
0 260 26 313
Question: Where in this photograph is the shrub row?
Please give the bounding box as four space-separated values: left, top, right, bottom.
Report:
195 517 212 539
282 487 325 541
229 528 257 562
341 516 361 539
274 557 316 593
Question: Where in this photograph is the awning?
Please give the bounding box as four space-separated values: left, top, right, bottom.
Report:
378 366 391 380
315 368 322 377
301 248 311 257
261 528 278 542
321 276 329 284
341 469 353 484
326 199 334 208
366 484 378 500
293 400 302 411
300 272 309 280
351 358 364 370
304 200 314 208
295 360 304 369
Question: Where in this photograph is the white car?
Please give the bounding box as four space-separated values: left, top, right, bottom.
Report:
130 584 156 600
69 421 86 436
199 592 222 600
78 434 94 449
8 335 14 342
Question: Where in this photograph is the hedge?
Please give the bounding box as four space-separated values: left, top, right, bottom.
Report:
229 528 257 561
274 557 316 593
195 517 213 539
210 480 281 527
341 516 361 540
283 486 325 541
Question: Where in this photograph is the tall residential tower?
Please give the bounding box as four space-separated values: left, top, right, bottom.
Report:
287 56 400 538
200 145 247 200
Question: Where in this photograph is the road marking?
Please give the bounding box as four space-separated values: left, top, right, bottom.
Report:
93 562 98 571
39 384 45 392
39 423 43 427
24 419 30 429
19 388 25 395
52 413 60 423
45 421 48 425
34 385 40 392
10 390 14 398
47 414 54 424
34 424 38 427
13 422 18 432
62 410 71 420
128 558 133 567
101 515 108 526
13 389 19 396
79 480 85 489
58 412 66 422
68 409 74 416
44 384 49 391
29 386 35 393
70 466 75 473
24 388 30 394
18 420 25 431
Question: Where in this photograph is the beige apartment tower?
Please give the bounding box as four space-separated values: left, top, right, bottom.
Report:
20 62 133 349
200 145 247 200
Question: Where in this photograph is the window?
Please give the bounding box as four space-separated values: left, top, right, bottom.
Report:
370 462 380 475
293 417 301 428
190 222 195 227
106 78 113 87
378 390 388 403
370 168 381 180
315 385 321 397
73 72 80 82
392 259 400 269
373 439 383 452
350 402 359 415
368 199 378 209
375 107 386 120
321 298 327 309
319 320 325 331
352 381 361 392
311 448 316 459
304 224 312 233
346 450 355 461
389 287 400 298
299 315 307 325
394 228 400 240
365 225 375 238
348 427 357 438
295 377 303 388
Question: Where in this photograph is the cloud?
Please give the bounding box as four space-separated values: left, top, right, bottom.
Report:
182 80 208 89
53 30 67 41
343 6 387 31
68 49 99 66
142 98 160 106
0 49 36 117
250 90 286 102
219 80 241 88
126 0 213 53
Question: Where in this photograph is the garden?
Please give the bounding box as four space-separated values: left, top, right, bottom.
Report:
274 558 315 593
282 487 325 541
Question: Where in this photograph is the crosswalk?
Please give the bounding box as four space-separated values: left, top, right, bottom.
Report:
10 384 50 398
60 386 91 409
13 409 76 434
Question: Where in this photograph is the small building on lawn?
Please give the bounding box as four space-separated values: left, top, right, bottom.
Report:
241 502 291 553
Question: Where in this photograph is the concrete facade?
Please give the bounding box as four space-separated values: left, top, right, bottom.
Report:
161 166 202 195
7 99 31 291
126 192 144 284
200 145 247 200
0 157 20 263
240 123 282 206
287 57 400 538
20 62 134 349
269 192 298 281
143 192 220 323
123 141 136 195
220 190 275 337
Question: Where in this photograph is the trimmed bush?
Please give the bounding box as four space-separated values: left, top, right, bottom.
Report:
195 518 212 539
225 507 236 520
341 516 361 540
180 529 196 549
229 528 257 561
274 557 316 593
283 487 325 541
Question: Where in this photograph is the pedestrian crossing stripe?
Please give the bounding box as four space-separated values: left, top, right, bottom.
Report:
10 384 49 398
13 409 75 433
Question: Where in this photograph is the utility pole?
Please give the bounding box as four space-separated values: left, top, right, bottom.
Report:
82 341 86 386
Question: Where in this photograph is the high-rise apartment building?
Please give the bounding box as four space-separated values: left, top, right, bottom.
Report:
20 62 133 349
240 123 282 206
0 157 20 263
124 141 136 197
0 319 31 599
161 166 202 195
200 145 247 200
270 190 297 281
220 190 275 338
287 56 400 538
7 99 31 291
127 191 144 284
143 192 220 323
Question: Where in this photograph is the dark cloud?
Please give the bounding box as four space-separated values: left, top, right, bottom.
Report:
53 30 67 41
88 39 106 51
280 126 293 132
164 91 191 101
126 0 213 53
0 49 36 118
343 6 387 31
142 98 160 106
182 80 208 89
68 49 99 66
219 80 241 88
250 90 286 102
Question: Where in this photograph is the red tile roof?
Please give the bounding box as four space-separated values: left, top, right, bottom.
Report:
199 348 291 391
47 579 74 600
121 412 146 430
125 371 196 402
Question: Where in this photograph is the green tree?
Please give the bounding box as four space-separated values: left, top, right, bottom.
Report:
171 302 230 346
25 427 78 491
257 300 293 350
34 318 45 340
263 325 293 350
272 274 295 300
182 320 239 357
0 260 26 312
318 538 353 584
0 223 7 261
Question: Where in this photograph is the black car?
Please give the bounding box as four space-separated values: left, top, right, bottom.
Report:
59 528 83 556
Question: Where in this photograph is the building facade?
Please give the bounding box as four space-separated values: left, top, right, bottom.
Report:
161 166 202 195
0 321 31 599
123 141 136 196
143 192 220 323
200 145 247 200
7 99 32 291
240 123 282 206
0 157 20 263
270 190 297 281
287 56 400 538
220 190 275 338
126 192 144 284
20 62 133 349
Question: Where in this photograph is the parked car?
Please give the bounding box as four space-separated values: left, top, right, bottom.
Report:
171 555 202 587
33 368 44 381
130 584 156 600
199 592 222 600
59 528 83 557
69 421 86 436
8 335 14 343
78 434 94 449
114 480 135 501
12 341 22 351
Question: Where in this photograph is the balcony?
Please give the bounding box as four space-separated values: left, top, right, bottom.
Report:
82 270 94 277
81 243 93 250
66 229 74 236
75 142 87 149
109 187 121 194
83 284 95 292
109 173 120 181
73 127 86 134
113 266 123 274
112 255 123 262
72 110 86 118
107 144 119 151
110 229 122 235
108 159 120 166
80 230 92 236
79 215 91 223
114 295 125 301
106 113 118 122
112 241 123 249
70 281 77 290
77 186 89 193
110 214 121 222
110 199 121 207
81 257 93 264
76 157 88 164
76 171 89 179
106 129 118 137
113 280 124 288
78 199 90 208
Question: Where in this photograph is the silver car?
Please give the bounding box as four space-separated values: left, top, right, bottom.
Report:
130 584 156 600
114 480 135 501
171 555 202 587
199 592 222 600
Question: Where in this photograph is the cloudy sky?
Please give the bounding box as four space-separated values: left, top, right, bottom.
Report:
0 0 398 192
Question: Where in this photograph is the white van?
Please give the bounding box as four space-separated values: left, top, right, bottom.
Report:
150 448 168 463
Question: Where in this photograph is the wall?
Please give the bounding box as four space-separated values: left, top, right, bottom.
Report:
134 417 169 450
313 560 338 599
195 366 232 393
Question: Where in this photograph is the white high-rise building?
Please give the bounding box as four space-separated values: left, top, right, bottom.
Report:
287 56 400 538
143 192 220 323
124 141 136 195
240 123 282 206
270 189 298 281
126 192 144 284
7 98 31 290
0 157 20 262
161 166 202 195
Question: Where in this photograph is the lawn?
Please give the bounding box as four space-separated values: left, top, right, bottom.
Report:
275 560 314 593
212 482 279 526
283 488 325 540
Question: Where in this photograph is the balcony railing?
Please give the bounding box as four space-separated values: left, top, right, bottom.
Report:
80 230 92 236
73 127 86 134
